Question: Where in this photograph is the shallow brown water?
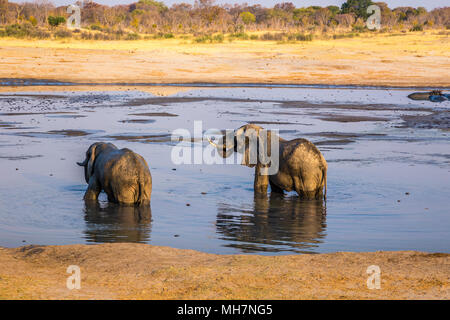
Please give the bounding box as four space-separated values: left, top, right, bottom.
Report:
0 87 449 254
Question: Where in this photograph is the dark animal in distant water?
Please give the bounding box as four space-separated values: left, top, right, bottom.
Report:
408 90 450 102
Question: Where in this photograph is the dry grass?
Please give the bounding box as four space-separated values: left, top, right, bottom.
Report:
0 32 448 87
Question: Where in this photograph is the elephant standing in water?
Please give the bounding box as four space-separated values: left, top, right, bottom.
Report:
77 142 152 205
208 124 327 199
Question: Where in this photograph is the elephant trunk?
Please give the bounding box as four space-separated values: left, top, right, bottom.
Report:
206 131 235 158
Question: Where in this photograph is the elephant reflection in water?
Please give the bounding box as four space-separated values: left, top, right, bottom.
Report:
83 200 152 243
216 194 326 253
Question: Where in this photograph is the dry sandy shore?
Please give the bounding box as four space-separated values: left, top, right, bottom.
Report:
0 244 448 299
0 32 449 87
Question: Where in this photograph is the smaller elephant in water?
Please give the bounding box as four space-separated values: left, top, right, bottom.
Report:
77 142 152 205
208 124 327 199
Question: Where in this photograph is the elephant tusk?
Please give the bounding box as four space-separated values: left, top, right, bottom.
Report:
206 136 219 148
207 136 235 150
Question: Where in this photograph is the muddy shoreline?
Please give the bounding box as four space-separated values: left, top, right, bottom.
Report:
0 243 448 299
1 78 450 90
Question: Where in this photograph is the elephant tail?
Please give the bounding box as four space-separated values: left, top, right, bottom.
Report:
322 166 327 200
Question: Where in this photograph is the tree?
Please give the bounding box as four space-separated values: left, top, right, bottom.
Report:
48 15 65 26
327 5 340 16
239 11 255 25
0 0 8 24
314 8 331 26
274 2 295 12
341 0 374 19
335 13 355 28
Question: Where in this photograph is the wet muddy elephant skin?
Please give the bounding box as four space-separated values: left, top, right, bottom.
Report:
77 142 152 205
209 124 328 200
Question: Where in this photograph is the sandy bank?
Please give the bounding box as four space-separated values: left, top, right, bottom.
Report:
0 243 448 299
0 33 449 87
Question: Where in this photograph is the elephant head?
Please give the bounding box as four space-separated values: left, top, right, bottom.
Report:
235 124 275 168
207 124 278 173
77 142 115 183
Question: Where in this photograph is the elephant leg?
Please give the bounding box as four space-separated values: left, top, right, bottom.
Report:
294 175 320 200
315 187 324 200
84 176 101 201
269 180 284 194
254 164 269 195
293 176 314 199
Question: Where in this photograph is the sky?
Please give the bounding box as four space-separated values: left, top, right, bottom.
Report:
8 0 449 10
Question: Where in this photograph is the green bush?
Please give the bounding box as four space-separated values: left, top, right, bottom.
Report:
194 35 211 43
333 33 359 39
89 24 103 31
260 32 285 41
2 23 51 39
54 29 72 38
125 32 140 40
410 24 423 32
294 33 313 41
80 32 93 40
352 24 367 32
31 29 51 39
152 32 174 39
48 16 66 27
194 34 224 43
5 23 31 38
82 31 117 41
239 11 256 25
229 32 249 40
213 34 224 42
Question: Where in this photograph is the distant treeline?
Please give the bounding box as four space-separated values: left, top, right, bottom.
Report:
0 0 449 40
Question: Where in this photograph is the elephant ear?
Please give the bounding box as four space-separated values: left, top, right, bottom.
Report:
241 127 259 168
86 144 98 181
257 129 272 166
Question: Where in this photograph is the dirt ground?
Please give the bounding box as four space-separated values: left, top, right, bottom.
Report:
0 32 449 87
0 243 448 300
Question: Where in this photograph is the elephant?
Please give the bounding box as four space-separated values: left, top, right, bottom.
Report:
408 90 450 102
208 124 327 199
77 142 152 205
